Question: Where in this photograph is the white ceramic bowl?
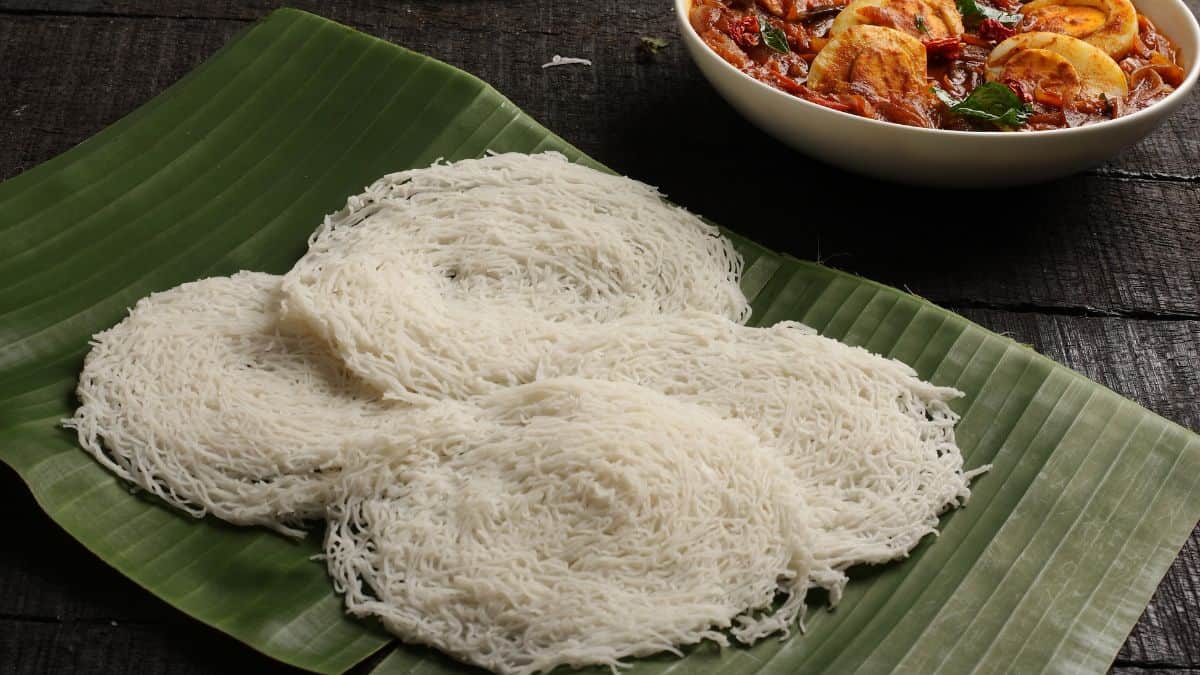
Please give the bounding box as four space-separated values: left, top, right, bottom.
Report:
676 0 1200 187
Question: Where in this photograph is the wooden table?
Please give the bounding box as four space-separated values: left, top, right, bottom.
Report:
1 2 1197 672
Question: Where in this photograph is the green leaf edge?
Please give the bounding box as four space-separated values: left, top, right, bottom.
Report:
0 8 1193 675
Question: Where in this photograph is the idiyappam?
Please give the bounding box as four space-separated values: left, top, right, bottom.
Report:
280 152 749 402
325 378 833 675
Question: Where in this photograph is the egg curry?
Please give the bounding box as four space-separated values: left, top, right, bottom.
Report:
689 0 1183 129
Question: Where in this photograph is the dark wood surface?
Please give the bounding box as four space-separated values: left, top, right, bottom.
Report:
0 1 1197 673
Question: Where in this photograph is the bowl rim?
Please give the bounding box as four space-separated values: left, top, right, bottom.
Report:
674 0 1200 139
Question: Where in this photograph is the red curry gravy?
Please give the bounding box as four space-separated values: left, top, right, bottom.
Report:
689 0 1184 129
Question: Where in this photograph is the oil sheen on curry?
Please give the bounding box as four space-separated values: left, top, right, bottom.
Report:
690 0 1184 129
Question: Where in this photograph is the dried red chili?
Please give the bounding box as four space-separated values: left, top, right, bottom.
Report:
978 18 1017 43
729 15 761 49
1002 78 1034 105
1034 88 1065 108
923 36 963 61
767 70 806 94
803 92 854 113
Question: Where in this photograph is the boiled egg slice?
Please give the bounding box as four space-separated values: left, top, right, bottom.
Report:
830 0 964 40
1020 0 1138 59
809 25 930 101
987 32 1129 101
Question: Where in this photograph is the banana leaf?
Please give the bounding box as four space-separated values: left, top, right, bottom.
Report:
0 8 1195 674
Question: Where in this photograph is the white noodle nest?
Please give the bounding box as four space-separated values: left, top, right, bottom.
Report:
280 151 749 402
64 272 466 536
539 312 981 597
325 378 829 675
64 153 986 675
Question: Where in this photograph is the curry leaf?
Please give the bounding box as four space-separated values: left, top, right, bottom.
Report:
757 15 791 53
956 0 1022 26
933 82 1031 127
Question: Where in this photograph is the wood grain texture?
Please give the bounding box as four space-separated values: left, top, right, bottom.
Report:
1104 662 1200 667
0 0 1197 179
0 14 244 179
1 11 1198 317
0 2 1196 673
0 616 298 675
